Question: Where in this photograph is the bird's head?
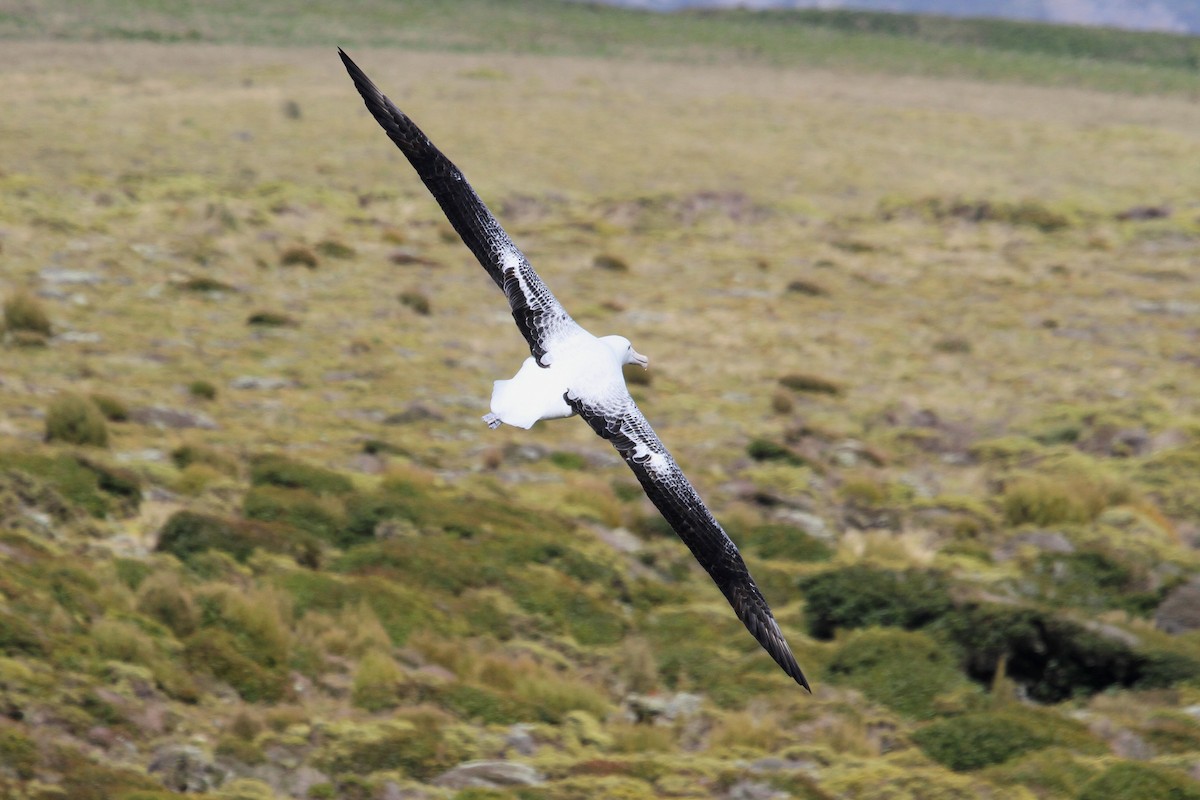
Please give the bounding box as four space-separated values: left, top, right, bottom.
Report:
602 335 649 369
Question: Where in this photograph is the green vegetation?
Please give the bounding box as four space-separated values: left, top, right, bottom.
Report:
3 289 51 336
44 394 109 447
1 4 1199 798
4 1 1200 94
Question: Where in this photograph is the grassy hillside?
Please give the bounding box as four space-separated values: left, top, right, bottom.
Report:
2 0 1200 94
1 5 1200 800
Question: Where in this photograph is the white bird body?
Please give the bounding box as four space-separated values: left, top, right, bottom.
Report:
489 334 644 430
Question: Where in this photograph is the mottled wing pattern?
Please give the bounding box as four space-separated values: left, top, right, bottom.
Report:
339 49 579 365
567 391 811 691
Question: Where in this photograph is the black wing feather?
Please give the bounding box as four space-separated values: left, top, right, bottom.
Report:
569 393 811 691
339 48 576 365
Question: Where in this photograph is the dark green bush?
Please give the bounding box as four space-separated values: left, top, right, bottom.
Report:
938 604 1199 702
798 565 953 639
187 379 218 400
180 275 236 292
249 453 354 495
746 438 811 466
170 443 237 475
912 712 1051 771
45 394 109 447
826 628 967 719
243 485 346 544
156 511 253 563
76 457 142 513
246 310 296 327
1077 762 1200 800
156 510 318 566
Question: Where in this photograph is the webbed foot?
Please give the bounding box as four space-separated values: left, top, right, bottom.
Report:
482 413 502 430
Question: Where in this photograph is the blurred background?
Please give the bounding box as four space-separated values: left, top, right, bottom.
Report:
1 3 1199 799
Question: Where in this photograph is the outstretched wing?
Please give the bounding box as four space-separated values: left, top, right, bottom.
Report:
568 391 811 691
339 49 580 366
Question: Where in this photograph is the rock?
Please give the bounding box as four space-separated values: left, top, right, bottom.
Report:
505 724 537 756
1116 205 1171 221
56 331 102 343
39 268 103 285
432 760 544 790
1155 579 1200 634
993 530 1075 562
129 405 218 430
749 757 818 774
771 509 832 542
593 526 643 554
624 692 703 726
230 376 299 391
725 779 789 800
148 744 228 792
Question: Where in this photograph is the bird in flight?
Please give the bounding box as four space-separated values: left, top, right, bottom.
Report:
339 49 809 691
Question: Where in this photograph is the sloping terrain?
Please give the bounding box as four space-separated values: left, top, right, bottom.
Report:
1 10 1199 800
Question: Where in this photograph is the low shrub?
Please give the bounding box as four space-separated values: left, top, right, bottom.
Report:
0 722 37 779
746 438 811 466
3 290 52 335
798 565 953 640
351 649 405 712
939 603 1200 702
280 245 318 268
318 717 469 781
729 522 831 562
156 510 317 566
1077 761 1200 800
399 290 431 315
827 628 968 719
187 379 218 400
89 393 130 422
249 453 354 495
243 485 347 544
316 239 356 259
246 310 297 327
170 443 237 476
45 394 109 447
180 275 236 292
912 712 1051 771
184 628 289 702
778 373 842 396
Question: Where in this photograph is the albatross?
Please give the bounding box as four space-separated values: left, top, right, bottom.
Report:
339 49 810 691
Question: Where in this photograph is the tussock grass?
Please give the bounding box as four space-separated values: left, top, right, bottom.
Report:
44 395 109 448
3 290 51 336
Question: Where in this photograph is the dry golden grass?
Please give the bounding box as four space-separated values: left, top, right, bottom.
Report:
2 41 1198 489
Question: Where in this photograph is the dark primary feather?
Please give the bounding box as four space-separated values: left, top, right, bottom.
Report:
338 48 576 366
569 394 811 692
